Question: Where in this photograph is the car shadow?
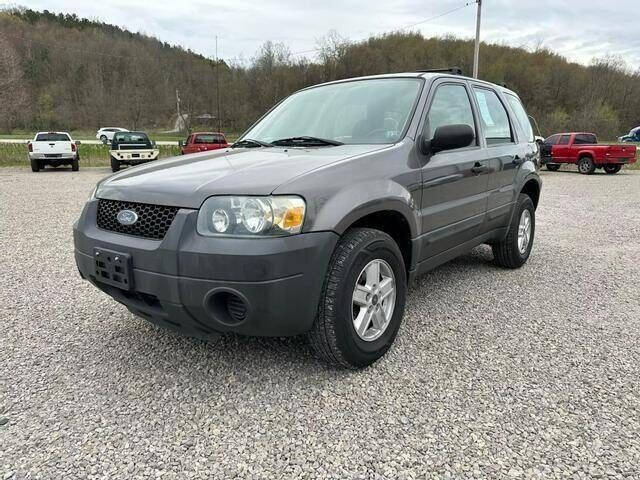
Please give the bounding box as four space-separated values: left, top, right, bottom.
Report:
103 245 498 379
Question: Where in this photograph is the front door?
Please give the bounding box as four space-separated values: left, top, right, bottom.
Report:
419 81 490 260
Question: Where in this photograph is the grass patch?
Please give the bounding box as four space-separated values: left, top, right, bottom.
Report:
0 143 181 167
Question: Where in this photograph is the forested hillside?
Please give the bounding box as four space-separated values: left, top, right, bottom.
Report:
1 7 638 139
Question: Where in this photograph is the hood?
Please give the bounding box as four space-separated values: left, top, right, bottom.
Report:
96 145 387 208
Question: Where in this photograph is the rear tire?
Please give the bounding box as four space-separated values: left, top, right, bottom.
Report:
100 135 108 144
30 158 40 172
578 156 595 175
546 164 560 171
604 164 621 174
307 228 407 369
492 194 535 269
110 157 120 172
71 156 79 171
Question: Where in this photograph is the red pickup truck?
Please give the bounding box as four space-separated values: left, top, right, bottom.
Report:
179 132 229 155
542 132 636 174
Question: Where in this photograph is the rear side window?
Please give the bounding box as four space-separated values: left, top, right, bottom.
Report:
574 134 597 144
545 134 560 145
424 83 476 145
505 94 534 142
558 135 570 145
473 88 513 145
36 133 70 142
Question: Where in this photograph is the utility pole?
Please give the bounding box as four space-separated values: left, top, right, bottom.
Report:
473 0 482 78
215 36 221 133
175 88 182 132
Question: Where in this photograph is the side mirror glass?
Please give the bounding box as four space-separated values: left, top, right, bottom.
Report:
428 124 475 154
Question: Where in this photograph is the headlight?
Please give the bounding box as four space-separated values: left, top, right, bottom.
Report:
197 196 306 237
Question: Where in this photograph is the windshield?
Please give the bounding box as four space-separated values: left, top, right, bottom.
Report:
36 133 70 142
242 78 423 145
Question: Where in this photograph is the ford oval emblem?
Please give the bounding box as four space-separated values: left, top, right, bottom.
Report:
117 209 138 226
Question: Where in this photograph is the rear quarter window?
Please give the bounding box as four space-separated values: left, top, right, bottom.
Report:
472 87 513 146
505 94 534 142
574 134 597 144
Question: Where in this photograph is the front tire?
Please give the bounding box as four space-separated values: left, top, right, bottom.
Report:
492 194 535 269
578 156 595 175
110 157 120 172
604 164 621 174
30 158 40 172
71 156 79 171
308 228 407 369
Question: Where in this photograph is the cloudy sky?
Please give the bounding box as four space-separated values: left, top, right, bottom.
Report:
16 0 640 69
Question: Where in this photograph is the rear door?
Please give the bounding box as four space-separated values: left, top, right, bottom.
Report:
469 86 521 232
553 134 572 163
418 80 490 259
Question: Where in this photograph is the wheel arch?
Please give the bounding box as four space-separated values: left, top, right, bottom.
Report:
346 208 415 277
519 177 541 210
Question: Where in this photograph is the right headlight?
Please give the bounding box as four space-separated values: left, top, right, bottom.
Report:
197 195 306 237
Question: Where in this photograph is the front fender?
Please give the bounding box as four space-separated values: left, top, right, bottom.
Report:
306 179 419 238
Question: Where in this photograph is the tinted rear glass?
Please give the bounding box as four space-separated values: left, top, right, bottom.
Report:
113 132 150 143
195 134 225 144
36 133 70 142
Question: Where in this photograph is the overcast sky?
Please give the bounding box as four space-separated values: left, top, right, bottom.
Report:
16 0 640 69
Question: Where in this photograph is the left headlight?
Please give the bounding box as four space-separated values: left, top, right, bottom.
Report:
197 196 306 237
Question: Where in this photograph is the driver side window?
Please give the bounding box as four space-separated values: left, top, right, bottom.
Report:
424 84 476 145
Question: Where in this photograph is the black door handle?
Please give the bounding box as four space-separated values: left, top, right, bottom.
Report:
471 163 489 175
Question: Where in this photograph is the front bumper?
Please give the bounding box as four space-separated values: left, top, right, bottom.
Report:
74 199 338 339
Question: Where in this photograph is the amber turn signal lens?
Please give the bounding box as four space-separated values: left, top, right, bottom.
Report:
283 206 305 230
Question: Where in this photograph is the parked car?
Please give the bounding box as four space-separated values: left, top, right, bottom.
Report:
618 126 640 143
109 131 159 172
28 131 80 172
543 132 637 174
96 127 128 144
74 70 541 368
179 132 229 155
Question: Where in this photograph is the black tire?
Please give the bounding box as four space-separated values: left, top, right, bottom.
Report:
307 228 407 369
30 158 40 172
546 164 560 171
492 193 535 269
71 156 79 171
110 157 120 172
604 164 621 174
100 135 108 144
577 156 595 175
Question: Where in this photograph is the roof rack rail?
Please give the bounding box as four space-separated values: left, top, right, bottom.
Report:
417 67 464 76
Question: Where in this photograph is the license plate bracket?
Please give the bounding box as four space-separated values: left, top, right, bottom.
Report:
93 247 133 290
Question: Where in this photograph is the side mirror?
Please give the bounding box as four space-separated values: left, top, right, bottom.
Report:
426 124 475 154
178 140 184 147
152 141 157 148
75 140 81 146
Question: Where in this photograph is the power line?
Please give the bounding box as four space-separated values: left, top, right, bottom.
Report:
290 1 475 57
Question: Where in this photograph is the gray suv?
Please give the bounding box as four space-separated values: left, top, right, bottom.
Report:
74 71 541 368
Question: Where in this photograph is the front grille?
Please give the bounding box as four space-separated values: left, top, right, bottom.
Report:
97 199 178 240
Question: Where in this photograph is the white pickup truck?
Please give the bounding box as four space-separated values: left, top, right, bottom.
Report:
28 131 80 172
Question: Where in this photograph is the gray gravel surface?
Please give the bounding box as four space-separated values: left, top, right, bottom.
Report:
1 166 639 479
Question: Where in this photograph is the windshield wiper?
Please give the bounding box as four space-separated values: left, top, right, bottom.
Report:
231 138 274 148
271 136 344 147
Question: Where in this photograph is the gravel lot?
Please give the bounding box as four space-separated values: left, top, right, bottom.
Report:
1 166 639 479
